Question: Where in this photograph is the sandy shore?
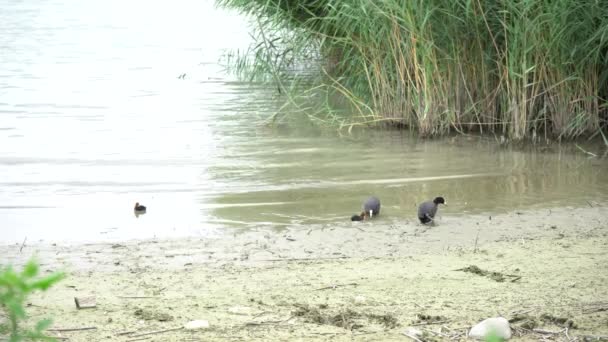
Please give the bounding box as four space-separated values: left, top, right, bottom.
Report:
2 205 608 341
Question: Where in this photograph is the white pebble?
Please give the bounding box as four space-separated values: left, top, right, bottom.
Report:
404 327 423 337
353 295 366 304
468 317 511 340
184 320 209 330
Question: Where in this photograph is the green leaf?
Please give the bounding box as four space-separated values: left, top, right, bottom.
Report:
30 273 65 291
23 329 59 341
485 330 502 342
22 260 39 278
35 318 53 332
7 300 26 319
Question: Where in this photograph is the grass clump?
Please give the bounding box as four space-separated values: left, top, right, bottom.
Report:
0 259 65 342
456 265 522 282
540 313 577 328
292 303 399 330
218 0 608 140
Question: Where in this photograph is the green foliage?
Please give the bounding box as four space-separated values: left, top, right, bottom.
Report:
218 0 608 140
0 259 65 342
485 330 503 342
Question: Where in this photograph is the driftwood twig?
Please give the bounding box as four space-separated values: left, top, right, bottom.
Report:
128 327 183 338
411 320 449 326
533 328 564 335
116 330 136 336
421 328 449 337
245 320 285 326
48 326 97 332
402 332 423 342
126 337 151 342
473 229 480 253
314 283 358 291
262 256 349 262
246 315 293 326
19 237 27 253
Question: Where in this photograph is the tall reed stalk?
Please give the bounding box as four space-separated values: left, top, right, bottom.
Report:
218 0 608 140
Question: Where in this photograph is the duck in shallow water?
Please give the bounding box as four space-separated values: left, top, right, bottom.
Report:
417 197 446 224
134 202 147 212
351 196 381 221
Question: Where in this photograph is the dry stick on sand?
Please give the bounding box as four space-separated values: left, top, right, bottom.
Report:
473 228 481 253
533 328 565 335
411 320 450 326
116 330 137 336
128 327 184 338
510 308 535 316
126 338 152 342
245 320 285 326
421 328 450 338
314 283 358 291
48 326 97 332
263 256 349 262
251 311 272 319
19 236 27 253
246 316 294 326
402 332 424 342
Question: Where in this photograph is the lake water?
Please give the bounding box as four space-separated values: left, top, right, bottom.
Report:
1 0 607 244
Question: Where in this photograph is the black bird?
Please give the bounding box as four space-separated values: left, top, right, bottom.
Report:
134 202 147 212
417 197 446 224
351 196 381 221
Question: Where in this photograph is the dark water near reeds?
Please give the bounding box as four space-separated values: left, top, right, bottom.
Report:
1 0 607 243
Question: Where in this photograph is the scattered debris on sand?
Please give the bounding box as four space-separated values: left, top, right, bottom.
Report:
455 265 521 282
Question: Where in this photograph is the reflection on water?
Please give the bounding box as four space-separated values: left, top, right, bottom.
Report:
1 0 607 243
208 133 608 229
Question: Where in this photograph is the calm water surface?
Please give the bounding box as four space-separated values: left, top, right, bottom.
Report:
1 0 607 243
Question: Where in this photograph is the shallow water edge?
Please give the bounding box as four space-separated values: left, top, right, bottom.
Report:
2 205 607 341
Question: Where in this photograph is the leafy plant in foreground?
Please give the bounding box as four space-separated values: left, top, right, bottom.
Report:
0 259 65 341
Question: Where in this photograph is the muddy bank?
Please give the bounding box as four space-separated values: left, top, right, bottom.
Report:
2 205 608 341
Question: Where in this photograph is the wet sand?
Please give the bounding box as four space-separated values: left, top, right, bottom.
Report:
2 205 608 341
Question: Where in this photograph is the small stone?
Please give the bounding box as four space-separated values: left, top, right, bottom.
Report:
404 327 423 338
74 296 97 309
353 295 366 304
184 320 210 330
469 317 511 340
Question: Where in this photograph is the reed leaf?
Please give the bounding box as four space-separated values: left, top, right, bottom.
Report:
218 0 608 140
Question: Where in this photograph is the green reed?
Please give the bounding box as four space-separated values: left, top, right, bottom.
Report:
217 0 608 140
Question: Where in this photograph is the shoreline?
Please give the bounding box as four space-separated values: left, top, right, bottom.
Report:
3 205 607 341
4 205 606 270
